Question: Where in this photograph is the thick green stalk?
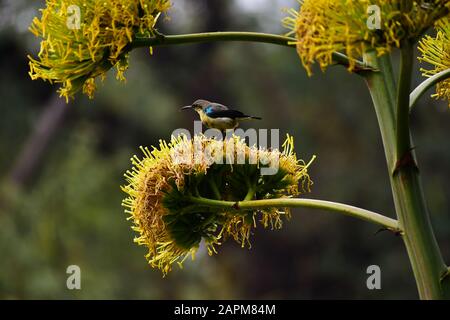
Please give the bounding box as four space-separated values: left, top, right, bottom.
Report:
379 53 397 106
363 51 448 299
189 196 399 231
132 32 369 71
396 42 414 161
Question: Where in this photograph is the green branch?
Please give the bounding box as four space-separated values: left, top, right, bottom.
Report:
189 196 399 231
132 31 369 71
410 68 450 110
396 41 414 164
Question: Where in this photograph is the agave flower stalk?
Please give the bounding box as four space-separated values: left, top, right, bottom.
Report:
30 0 450 299
282 0 450 299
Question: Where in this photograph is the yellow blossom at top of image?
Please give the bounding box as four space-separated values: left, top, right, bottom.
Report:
283 0 450 75
28 0 171 102
121 134 313 275
419 17 450 107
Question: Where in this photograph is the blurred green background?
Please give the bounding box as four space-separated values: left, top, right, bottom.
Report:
0 0 448 299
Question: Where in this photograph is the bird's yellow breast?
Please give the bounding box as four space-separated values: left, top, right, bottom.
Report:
200 113 238 130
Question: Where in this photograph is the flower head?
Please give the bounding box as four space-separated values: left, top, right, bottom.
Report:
121 135 313 275
28 0 171 102
283 0 449 75
418 17 450 106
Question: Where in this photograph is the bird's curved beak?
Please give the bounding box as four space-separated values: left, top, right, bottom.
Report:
180 105 192 111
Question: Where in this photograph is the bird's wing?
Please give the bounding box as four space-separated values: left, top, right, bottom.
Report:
209 103 229 110
204 103 228 115
205 109 249 119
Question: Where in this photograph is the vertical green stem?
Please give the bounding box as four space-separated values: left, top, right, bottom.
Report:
378 53 397 110
396 42 414 161
363 51 448 299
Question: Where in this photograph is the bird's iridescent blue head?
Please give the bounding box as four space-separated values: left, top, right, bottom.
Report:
181 99 211 112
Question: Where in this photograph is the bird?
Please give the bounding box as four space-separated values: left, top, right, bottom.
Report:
181 99 262 131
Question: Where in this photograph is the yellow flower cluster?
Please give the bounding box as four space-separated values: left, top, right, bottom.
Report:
284 0 449 75
28 0 171 101
121 135 313 275
419 17 450 106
